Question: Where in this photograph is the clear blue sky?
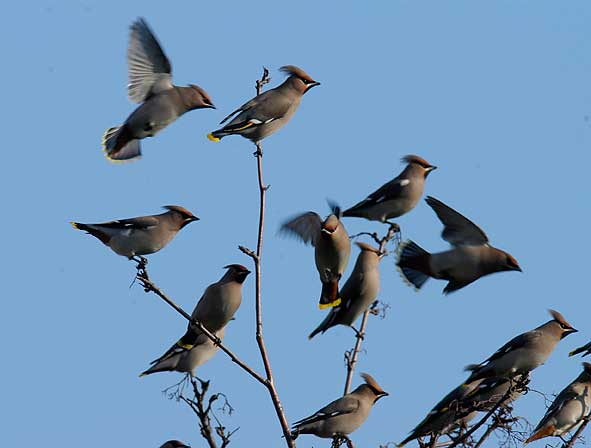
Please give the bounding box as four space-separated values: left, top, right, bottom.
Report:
2 1 591 447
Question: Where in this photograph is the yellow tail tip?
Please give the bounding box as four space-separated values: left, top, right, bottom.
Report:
207 132 220 142
177 341 194 350
318 298 342 310
70 221 80 230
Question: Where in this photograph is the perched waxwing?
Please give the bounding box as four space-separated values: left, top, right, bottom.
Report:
70 205 198 260
160 441 190 448
398 381 481 446
461 373 529 415
102 18 214 161
291 373 388 440
140 328 225 377
525 363 591 444
140 264 250 377
343 155 437 224
207 65 319 143
397 196 521 294
309 242 381 339
570 342 591 358
280 206 350 309
465 310 577 384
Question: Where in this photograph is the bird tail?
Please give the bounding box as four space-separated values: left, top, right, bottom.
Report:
308 310 338 340
524 425 556 444
69 222 111 245
396 240 431 290
102 125 141 161
319 278 341 309
207 129 224 142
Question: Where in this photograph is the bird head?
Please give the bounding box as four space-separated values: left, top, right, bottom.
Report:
163 205 200 228
360 372 389 402
280 65 320 94
186 84 215 110
500 252 522 273
401 154 437 177
548 309 577 339
224 264 251 283
160 441 191 448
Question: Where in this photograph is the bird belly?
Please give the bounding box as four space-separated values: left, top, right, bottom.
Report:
125 98 179 139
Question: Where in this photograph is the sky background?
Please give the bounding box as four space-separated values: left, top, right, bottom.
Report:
2 1 591 447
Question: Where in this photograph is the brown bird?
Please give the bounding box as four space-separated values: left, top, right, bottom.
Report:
465 310 577 384
343 155 437 224
280 206 351 309
208 65 319 143
103 18 214 161
70 205 198 260
397 196 521 294
525 363 591 444
309 242 381 339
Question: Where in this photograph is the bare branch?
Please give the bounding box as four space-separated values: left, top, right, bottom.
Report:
239 67 295 447
136 273 267 385
343 223 400 395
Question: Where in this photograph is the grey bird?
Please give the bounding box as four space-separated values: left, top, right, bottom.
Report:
290 373 388 440
280 206 351 309
461 373 529 414
207 65 319 143
398 381 481 447
399 373 530 447
343 155 437 224
70 205 198 260
570 342 591 358
103 18 215 161
397 196 521 294
160 441 190 448
140 328 225 377
465 309 577 384
309 242 381 339
525 363 591 444
140 264 250 377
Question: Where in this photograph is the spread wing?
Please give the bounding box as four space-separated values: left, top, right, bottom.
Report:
425 196 489 246
279 212 322 246
292 395 359 428
127 18 173 103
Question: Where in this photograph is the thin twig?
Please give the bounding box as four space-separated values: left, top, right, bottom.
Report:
448 382 518 448
343 224 399 394
239 67 295 447
137 274 266 385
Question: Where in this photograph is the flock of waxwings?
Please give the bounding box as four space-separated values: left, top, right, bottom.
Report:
70 17 591 448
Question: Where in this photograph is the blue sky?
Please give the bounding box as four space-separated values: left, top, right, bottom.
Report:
2 1 591 447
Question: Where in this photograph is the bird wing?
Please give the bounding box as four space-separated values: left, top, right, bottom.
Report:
97 215 160 230
535 386 581 431
218 88 292 126
484 330 539 364
425 196 489 246
279 212 322 246
127 18 173 103
292 396 359 427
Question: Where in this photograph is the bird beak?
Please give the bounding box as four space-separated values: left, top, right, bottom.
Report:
189 216 200 222
427 166 437 172
513 265 522 272
306 81 321 91
206 104 216 109
376 392 389 401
